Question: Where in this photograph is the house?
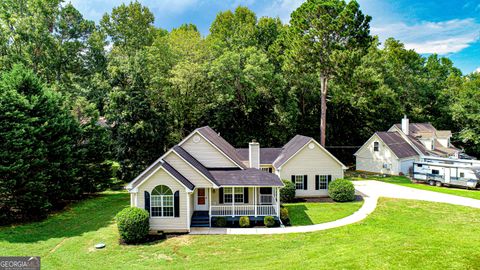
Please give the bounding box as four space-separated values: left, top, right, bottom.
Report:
126 126 346 233
355 116 461 175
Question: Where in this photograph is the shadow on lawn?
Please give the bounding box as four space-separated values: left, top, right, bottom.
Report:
0 192 129 243
285 204 314 225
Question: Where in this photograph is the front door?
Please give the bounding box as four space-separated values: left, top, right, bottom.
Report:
194 188 208 211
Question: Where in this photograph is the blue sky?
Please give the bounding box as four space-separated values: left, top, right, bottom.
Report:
69 0 480 74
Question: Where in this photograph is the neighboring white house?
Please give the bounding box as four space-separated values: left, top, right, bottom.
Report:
355 116 461 175
126 126 346 233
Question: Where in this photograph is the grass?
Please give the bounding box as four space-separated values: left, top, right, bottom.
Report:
1 192 480 269
284 200 364 225
346 171 480 200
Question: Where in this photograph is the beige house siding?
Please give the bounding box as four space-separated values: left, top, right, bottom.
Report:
355 134 401 175
181 133 237 168
279 142 344 197
135 169 189 232
164 152 214 188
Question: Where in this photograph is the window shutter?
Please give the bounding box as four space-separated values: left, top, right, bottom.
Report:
315 175 319 190
327 175 332 189
244 187 248 203
174 191 180 217
303 175 308 190
291 175 295 184
219 188 224 204
144 191 150 216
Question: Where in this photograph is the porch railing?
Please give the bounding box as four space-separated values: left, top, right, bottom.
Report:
210 201 278 216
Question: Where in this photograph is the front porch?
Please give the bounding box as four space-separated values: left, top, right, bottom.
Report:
191 186 281 227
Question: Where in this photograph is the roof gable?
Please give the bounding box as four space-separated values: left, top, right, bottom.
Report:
180 126 246 169
273 135 311 168
126 160 194 192
273 135 346 169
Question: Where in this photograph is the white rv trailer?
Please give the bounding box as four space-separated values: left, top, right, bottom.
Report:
413 161 480 189
421 156 480 167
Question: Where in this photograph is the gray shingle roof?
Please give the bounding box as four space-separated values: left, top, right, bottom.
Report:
209 169 284 187
161 161 195 190
235 148 283 164
172 145 218 186
376 132 418 158
272 135 312 168
128 160 195 190
196 126 247 169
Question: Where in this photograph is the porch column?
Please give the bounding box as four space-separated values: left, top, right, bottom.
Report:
209 188 212 227
254 187 257 217
276 187 280 217
232 187 235 217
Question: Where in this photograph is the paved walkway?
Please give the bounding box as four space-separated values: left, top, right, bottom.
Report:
189 180 480 235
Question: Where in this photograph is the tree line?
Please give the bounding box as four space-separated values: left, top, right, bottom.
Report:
1 0 479 223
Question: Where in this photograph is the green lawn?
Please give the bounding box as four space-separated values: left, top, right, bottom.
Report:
1 191 480 269
284 201 364 225
346 172 480 200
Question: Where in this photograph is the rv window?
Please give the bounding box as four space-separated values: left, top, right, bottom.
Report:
432 169 440 175
460 172 465 178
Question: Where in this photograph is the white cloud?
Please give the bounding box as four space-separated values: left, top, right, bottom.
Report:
475 67 480 73
372 19 480 54
259 0 305 23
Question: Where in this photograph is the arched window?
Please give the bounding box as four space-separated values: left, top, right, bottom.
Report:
151 185 174 217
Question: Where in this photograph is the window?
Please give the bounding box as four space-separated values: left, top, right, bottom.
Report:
294 175 304 190
460 172 465 178
224 187 244 204
318 175 328 189
432 169 440 175
261 167 273 173
151 185 173 217
316 175 332 190
373 142 379 152
417 164 423 168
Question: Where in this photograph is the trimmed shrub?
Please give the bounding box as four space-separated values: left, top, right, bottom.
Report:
328 179 356 202
215 217 227 227
264 216 276 227
239 216 250 228
280 180 296 203
115 207 149 244
280 207 290 225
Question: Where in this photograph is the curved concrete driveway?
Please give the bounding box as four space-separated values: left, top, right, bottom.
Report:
354 180 480 209
189 180 480 235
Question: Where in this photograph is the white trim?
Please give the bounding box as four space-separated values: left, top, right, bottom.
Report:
187 192 191 228
169 150 219 188
130 163 193 193
277 138 347 170
178 130 245 169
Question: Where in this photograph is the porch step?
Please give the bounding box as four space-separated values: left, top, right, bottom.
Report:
191 211 210 227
